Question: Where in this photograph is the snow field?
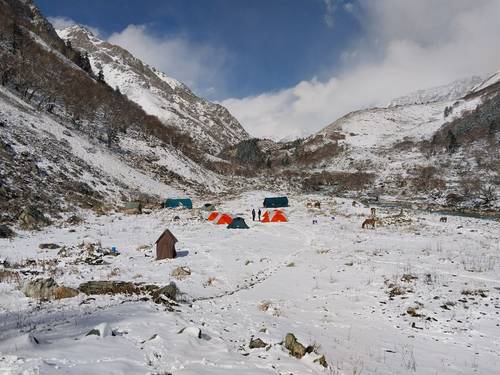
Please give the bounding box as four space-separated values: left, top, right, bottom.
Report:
1 192 499 374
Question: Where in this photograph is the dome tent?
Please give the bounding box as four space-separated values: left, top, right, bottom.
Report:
164 198 192 209
212 213 233 225
261 210 288 223
227 217 249 229
263 196 288 208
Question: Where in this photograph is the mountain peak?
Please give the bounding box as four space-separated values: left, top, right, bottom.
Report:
59 25 249 154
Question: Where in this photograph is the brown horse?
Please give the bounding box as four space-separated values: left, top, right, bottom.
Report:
362 218 376 229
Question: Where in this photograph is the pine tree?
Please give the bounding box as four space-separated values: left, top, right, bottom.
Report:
97 69 105 83
12 21 23 54
447 130 458 153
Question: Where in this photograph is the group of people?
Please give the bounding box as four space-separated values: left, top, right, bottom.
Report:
251 208 262 221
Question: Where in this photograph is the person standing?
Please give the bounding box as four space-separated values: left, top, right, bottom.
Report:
252 208 256 221
258 208 261 221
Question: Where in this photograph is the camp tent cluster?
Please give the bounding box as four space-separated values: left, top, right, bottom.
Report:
155 195 289 260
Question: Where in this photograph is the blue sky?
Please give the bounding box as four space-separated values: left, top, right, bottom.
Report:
38 0 360 100
38 0 500 139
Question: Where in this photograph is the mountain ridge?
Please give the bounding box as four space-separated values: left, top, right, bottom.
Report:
58 25 249 155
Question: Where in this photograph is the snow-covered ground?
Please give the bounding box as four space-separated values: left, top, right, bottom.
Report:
1 192 499 374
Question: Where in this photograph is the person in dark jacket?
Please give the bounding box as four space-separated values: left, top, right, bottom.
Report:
252 208 256 221
258 208 261 221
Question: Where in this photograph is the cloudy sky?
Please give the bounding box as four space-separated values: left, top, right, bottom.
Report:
40 0 500 139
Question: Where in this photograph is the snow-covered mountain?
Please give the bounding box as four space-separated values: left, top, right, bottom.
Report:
57 26 249 154
388 76 485 107
291 72 500 207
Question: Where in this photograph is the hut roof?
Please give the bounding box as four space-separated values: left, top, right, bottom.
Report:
156 229 178 244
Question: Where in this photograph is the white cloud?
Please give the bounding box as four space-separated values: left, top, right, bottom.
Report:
323 0 337 28
223 0 500 139
48 16 101 36
108 25 227 97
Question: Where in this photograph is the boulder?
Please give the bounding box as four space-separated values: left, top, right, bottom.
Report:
22 278 57 300
249 338 268 349
18 206 50 230
78 281 139 295
152 282 178 302
0 224 14 238
39 243 61 250
283 333 312 359
66 215 83 225
53 286 79 299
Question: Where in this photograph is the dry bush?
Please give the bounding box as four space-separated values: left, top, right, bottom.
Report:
303 171 375 192
53 286 79 300
409 165 446 192
0 269 21 286
461 289 488 297
108 268 120 278
296 142 343 166
204 277 216 287
259 300 272 312
462 254 497 272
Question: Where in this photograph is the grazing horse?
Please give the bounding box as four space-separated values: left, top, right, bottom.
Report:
440 217 447 223
362 218 376 229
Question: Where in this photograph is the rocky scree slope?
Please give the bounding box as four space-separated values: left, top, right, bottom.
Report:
58 25 249 155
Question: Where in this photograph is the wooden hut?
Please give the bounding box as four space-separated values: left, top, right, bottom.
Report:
155 229 178 260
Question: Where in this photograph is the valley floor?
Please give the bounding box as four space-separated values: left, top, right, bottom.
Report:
1 192 499 374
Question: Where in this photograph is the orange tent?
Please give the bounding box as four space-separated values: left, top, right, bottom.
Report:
214 213 233 225
261 210 288 223
207 211 219 221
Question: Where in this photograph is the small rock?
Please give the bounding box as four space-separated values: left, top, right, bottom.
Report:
0 224 14 238
39 243 60 250
249 338 268 349
314 355 328 368
171 266 191 279
178 326 201 339
86 323 111 337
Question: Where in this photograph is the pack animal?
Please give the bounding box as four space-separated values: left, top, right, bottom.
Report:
362 218 376 229
440 217 447 223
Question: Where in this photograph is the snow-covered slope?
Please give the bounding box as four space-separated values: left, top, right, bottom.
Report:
472 70 500 93
57 26 249 154
319 96 481 150
0 84 227 224
389 76 485 107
